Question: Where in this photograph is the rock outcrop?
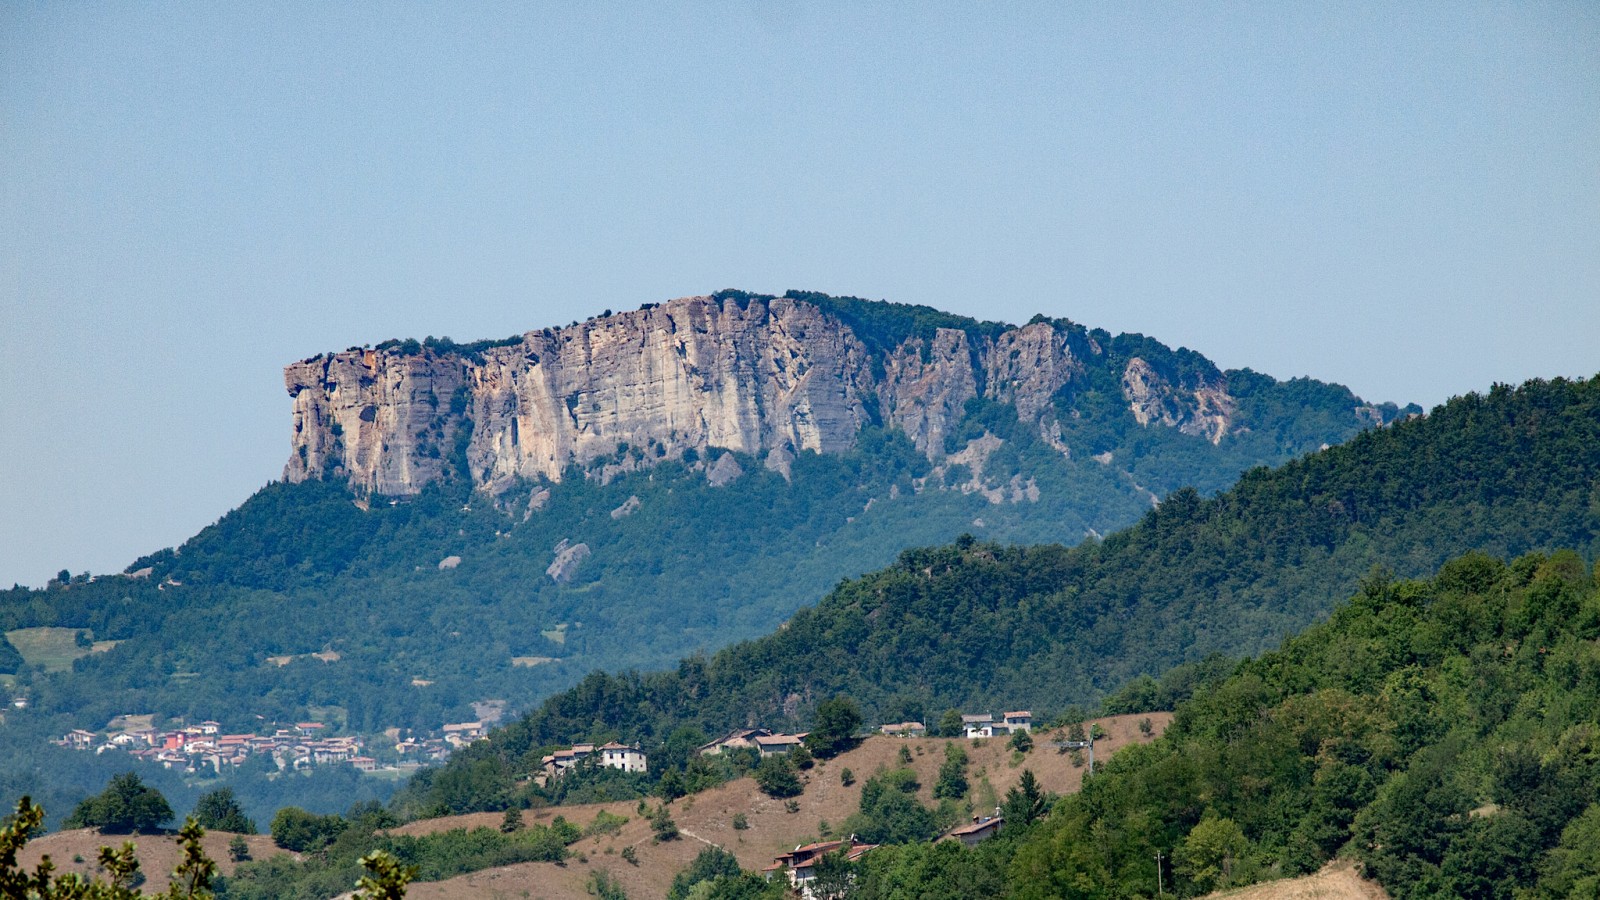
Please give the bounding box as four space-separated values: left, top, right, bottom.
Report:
283 293 1391 497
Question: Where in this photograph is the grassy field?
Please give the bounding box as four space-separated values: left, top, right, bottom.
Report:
1204 861 1389 900
4 627 107 673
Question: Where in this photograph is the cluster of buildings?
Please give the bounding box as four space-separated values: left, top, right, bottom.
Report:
878 710 1035 740
765 839 878 898
56 714 502 776
959 710 1034 739
56 721 366 774
765 812 1007 899
538 741 649 780
536 724 819 784
697 728 809 757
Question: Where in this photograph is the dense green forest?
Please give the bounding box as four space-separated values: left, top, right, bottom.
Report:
785 548 1600 899
399 376 1600 815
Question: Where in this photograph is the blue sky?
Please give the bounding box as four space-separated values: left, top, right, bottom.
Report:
3 2 1597 587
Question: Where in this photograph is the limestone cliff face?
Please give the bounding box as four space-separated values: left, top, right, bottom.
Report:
461 297 874 489
283 294 1298 496
284 350 466 495
1121 357 1237 445
876 328 978 454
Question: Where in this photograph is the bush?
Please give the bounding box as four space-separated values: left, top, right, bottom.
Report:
732 813 749 831
668 846 743 899
588 869 627 899
841 768 855 787
755 755 803 798
584 810 628 838
500 808 523 833
790 745 814 770
649 805 679 841
804 697 863 759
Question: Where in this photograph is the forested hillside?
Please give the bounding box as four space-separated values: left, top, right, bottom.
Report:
889 549 1600 898
402 376 1600 815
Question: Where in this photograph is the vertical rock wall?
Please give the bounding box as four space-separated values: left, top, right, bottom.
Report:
283 294 1254 495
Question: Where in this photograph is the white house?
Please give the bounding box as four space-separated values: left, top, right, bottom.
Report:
600 742 648 773
764 839 876 899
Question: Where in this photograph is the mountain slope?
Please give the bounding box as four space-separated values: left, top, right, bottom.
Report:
404 376 1600 814
998 547 1600 898
0 293 1403 746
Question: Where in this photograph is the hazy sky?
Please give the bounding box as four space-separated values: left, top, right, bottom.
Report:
3 3 1597 587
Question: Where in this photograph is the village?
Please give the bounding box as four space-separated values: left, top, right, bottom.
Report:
53 715 498 777
531 708 1044 898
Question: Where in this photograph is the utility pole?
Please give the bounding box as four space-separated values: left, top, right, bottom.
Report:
1154 851 1165 896
1049 727 1097 776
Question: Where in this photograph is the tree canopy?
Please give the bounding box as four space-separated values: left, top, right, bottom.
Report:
63 773 173 835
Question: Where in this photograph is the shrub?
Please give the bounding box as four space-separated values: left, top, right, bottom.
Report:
804 697 863 759
500 808 523 833
584 810 628 837
668 846 742 900
649 805 680 841
755 755 803 798
588 868 627 899
731 813 749 831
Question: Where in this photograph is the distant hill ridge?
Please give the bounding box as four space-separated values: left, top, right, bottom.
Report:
285 289 1413 497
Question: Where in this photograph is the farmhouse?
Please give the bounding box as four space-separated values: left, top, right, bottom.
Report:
879 722 926 738
540 742 649 778
698 728 772 756
600 742 648 773
764 838 877 897
941 811 1005 847
961 714 996 739
753 733 808 757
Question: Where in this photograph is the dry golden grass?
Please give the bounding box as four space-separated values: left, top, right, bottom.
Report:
1203 861 1389 900
16 828 279 883
401 713 1170 900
